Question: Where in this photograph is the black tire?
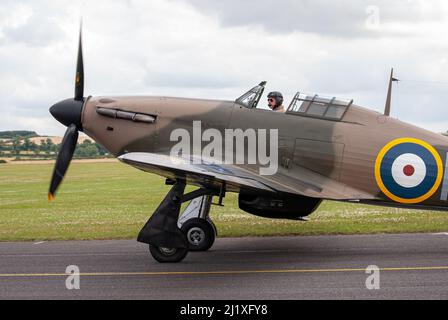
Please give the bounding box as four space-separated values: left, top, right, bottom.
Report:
149 245 188 263
181 218 216 252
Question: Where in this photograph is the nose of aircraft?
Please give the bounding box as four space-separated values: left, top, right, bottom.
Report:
50 98 84 129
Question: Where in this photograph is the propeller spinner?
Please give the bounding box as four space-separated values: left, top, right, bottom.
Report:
48 26 85 201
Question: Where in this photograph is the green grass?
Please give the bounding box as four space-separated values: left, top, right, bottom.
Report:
0 161 448 242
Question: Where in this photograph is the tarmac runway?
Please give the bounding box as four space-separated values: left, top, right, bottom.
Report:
0 233 447 300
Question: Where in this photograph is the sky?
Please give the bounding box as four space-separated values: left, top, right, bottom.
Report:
1 0 448 136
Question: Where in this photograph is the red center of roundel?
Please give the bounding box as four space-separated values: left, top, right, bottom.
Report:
403 165 415 177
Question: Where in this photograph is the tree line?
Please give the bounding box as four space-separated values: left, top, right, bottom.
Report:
0 137 109 159
0 131 38 139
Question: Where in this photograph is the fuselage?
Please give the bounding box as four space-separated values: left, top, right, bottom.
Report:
80 95 448 211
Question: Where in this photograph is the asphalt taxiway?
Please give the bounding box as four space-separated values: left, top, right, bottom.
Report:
0 233 447 300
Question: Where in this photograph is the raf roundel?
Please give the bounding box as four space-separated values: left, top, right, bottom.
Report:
374 138 443 204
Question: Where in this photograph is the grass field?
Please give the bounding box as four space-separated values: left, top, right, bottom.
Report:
0 161 447 242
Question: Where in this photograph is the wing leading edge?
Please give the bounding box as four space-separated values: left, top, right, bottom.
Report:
118 152 377 201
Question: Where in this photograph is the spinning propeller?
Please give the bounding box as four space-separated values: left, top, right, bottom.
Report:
48 25 85 201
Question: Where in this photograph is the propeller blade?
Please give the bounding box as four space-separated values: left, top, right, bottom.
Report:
48 124 79 201
74 24 84 101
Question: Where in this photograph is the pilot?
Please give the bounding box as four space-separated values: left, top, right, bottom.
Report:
267 92 285 113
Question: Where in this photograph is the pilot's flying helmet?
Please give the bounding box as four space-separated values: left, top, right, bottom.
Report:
268 92 284 106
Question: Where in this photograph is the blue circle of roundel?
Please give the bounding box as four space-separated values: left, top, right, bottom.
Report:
379 143 438 199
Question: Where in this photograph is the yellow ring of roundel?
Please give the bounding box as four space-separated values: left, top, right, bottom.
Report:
374 137 443 204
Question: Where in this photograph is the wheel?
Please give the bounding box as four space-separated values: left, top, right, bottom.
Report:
149 245 188 263
181 218 216 252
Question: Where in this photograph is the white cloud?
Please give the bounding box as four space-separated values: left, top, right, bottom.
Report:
1 0 448 136
184 0 447 37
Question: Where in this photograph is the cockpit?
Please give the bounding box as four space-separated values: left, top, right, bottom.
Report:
235 82 354 121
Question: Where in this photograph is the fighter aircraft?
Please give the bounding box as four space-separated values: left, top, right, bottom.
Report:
48 28 448 263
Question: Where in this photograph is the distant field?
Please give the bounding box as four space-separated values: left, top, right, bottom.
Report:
0 161 447 242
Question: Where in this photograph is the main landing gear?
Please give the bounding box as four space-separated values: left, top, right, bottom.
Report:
138 180 220 263
178 195 217 252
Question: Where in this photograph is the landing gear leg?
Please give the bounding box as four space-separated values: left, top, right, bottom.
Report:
138 181 189 263
178 195 217 252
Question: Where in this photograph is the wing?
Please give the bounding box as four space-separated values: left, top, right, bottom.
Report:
118 152 377 200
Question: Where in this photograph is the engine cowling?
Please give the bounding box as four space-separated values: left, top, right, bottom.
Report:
238 192 322 220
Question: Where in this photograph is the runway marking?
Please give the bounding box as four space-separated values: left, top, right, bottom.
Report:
0 266 447 278
33 241 46 245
